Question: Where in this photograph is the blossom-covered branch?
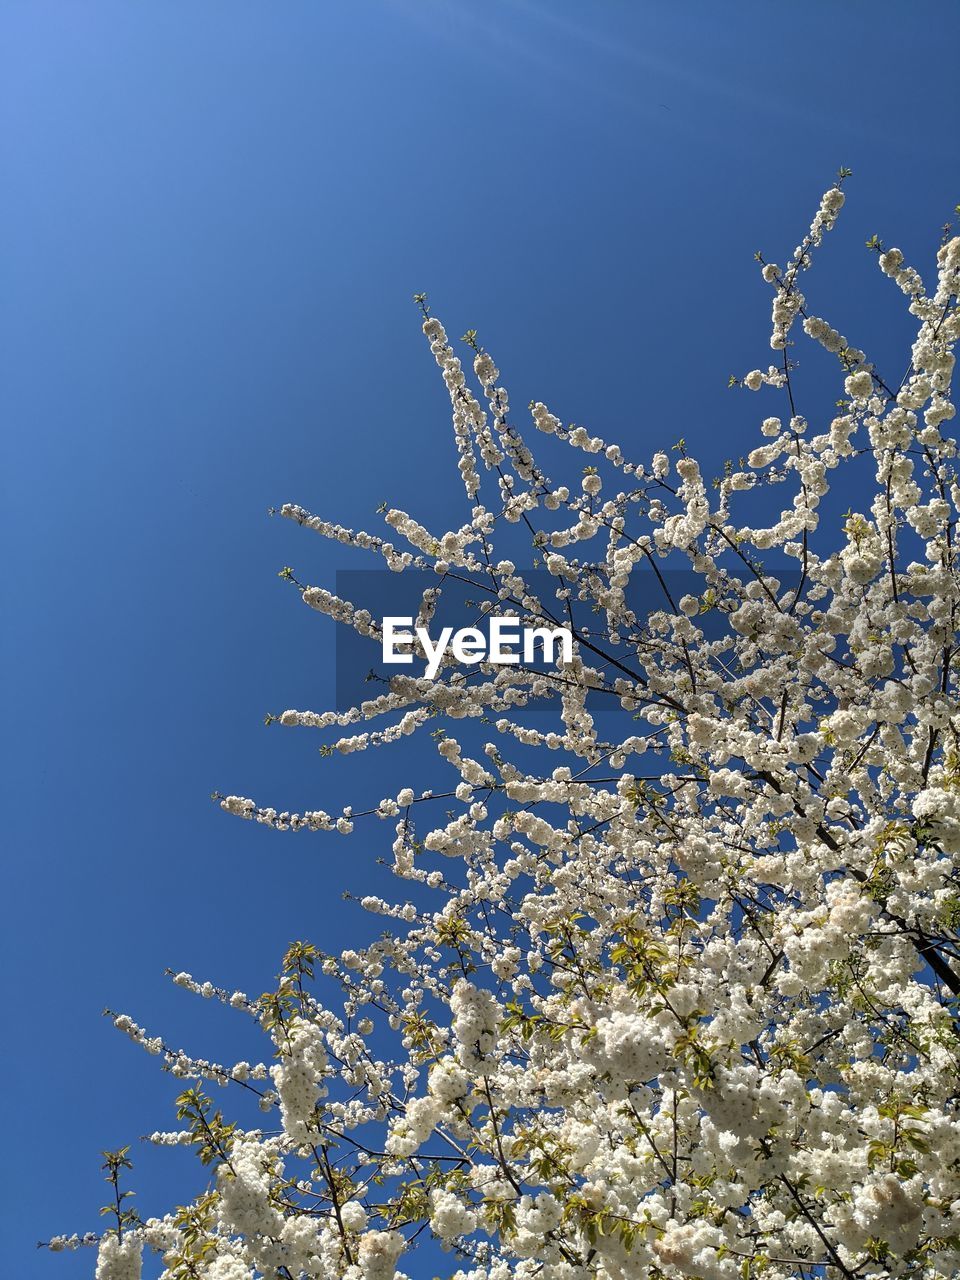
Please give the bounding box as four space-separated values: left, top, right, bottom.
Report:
53 178 960 1280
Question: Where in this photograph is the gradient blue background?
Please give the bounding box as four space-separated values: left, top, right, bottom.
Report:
2 1 958 1272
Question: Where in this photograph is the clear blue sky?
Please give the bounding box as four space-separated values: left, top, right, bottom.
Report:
2 1 957 1272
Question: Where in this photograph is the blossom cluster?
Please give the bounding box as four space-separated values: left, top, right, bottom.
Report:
53 184 960 1280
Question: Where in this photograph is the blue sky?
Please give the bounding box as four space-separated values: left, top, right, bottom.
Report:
2 0 958 1272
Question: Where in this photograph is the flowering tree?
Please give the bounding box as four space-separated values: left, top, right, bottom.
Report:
51 179 960 1280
